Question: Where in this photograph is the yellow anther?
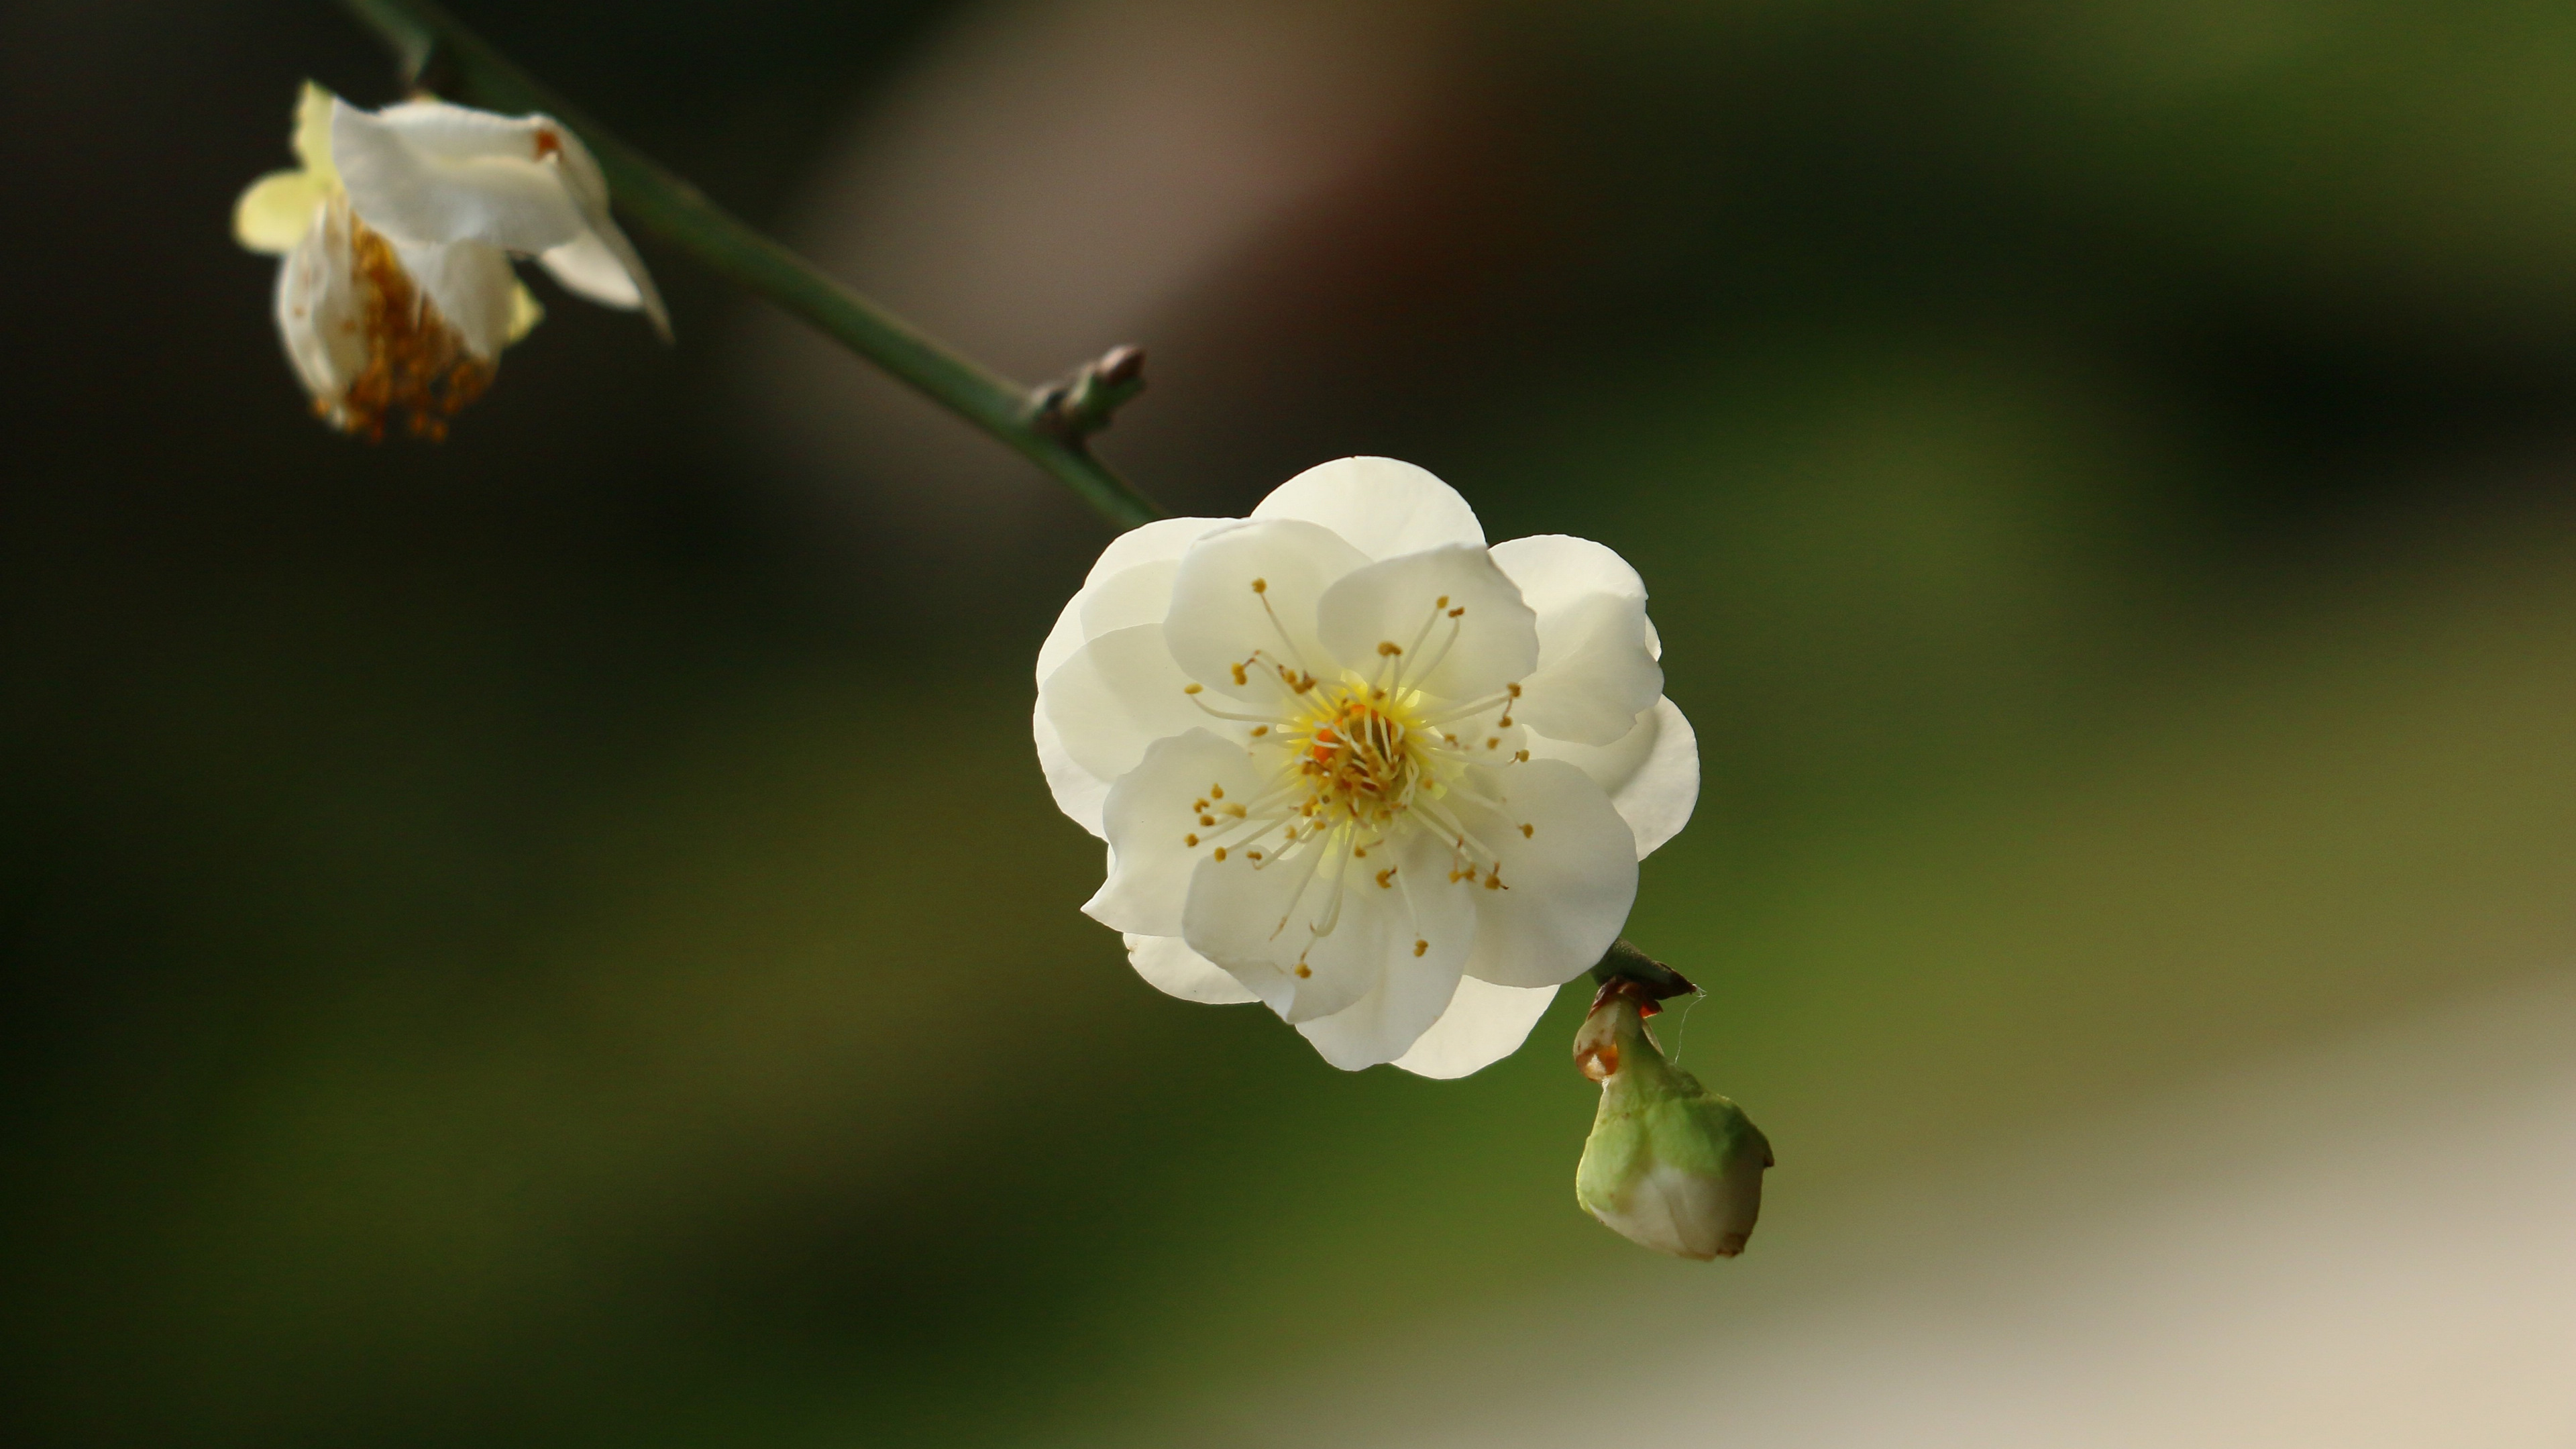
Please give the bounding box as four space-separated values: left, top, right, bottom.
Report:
1295 963 1311 977
1447 606 1465 618
1248 849 1264 861
1213 847 1228 861
1183 682 1203 694
1496 714 1512 728
1199 814 1216 826
1485 737 1500 749
1413 938 1429 957
1513 749 1529 761
1251 578 1268 593
1250 725 1269 737
1375 868 1395 889
1519 822 1534 838
1193 799 1208 811
1507 683 1521 698
1210 784 1225 799
1485 872 1503 890
1436 595 1450 608
1230 663 1248 686
1377 641 1401 656
1185 833 1199 847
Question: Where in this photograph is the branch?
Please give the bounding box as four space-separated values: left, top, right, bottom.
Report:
331 0 1165 531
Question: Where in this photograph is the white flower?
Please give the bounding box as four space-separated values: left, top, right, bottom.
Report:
232 83 667 437
1036 458 1700 1075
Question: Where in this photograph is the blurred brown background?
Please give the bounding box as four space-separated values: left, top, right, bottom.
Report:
3 1 2573 1445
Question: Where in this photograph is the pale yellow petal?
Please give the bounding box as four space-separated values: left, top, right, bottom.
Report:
507 282 545 344
233 171 327 254
292 81 339 183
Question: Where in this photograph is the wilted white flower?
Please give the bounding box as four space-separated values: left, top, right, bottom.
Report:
232 83 667 438
1573 986 1771 1260
1036 458 1699 1075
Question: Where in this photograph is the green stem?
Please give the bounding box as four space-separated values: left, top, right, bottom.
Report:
331 0 1166 531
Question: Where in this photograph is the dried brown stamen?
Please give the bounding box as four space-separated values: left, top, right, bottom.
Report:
330 217 491 442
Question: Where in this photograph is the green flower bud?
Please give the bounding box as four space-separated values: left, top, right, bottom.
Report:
1574 989 1773 1260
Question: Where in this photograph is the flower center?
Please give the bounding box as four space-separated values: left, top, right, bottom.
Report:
340 213 491 441
1165 588 1543 969
1285 682 1432 829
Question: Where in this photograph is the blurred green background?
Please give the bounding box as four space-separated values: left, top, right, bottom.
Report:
4 1 2573 1444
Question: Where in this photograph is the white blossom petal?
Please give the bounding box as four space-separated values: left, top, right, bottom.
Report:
387 237 519 360
1315 544 1540 706
1490 533 1647 613
331 99 589 254
1081 559 1183 638
537 231 645 309
1085 515 1233 589
1034 592 1089 687
1122 932 1258 1005
1089 729 1267 937
1032 696 1111 838
1516 591 1664 745
1392 977 1560 1079
1251 456 1485 560
1491 534 1664 745
1035 517 1231 688
1163 519 1370 701
1297 908 1473 1070
1185 824 1472 1025
273 201 368 411
1454 759 1638 987
1523 696 1699 858
535 133 670 339
1041 623 1207 786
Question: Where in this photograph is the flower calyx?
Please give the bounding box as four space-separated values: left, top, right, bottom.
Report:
1589 937 1699 1004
